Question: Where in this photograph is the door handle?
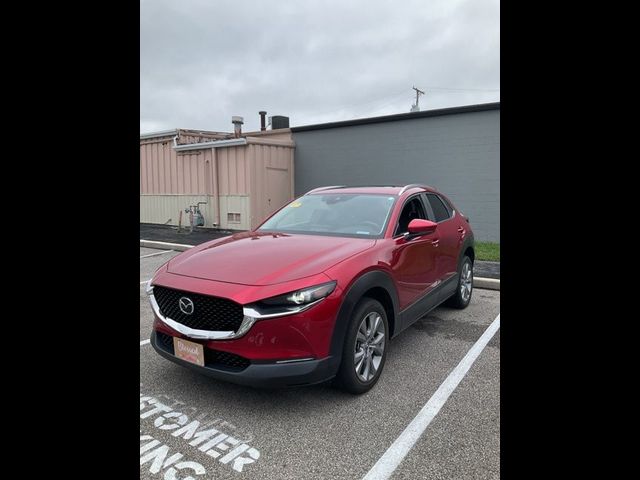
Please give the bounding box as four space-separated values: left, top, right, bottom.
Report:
431 239 439 247
457 226 465 233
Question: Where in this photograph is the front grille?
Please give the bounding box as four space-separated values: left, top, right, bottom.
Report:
155 331 250 371
153 285 244 332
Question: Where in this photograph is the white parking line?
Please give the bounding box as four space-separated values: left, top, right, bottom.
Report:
140 250 173 259
140 280 150 285
362 313 501 480
140 339 150 346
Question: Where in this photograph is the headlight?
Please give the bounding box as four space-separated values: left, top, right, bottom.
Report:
260 281 337 307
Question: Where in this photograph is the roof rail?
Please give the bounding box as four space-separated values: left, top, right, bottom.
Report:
304 185 346 195
398 184 432 195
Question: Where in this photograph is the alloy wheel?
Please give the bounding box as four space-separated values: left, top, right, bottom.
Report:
461 261 473 302
354 311 386 382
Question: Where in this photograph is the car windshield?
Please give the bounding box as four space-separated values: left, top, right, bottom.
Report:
258 194 397 238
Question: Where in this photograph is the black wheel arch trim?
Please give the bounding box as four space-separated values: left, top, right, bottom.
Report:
327 270 400 374
459 233 475 267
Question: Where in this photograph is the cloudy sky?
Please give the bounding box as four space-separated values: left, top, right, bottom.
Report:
140 0 499 134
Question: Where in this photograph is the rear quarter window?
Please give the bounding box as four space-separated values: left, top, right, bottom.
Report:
426 194 452 222
440 196 455 214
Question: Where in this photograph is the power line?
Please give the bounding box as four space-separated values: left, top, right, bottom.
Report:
310 89 410 118
301 85 499 124
300 90 410 124
368 96 415 116
310 85 498 118
422 86 500 92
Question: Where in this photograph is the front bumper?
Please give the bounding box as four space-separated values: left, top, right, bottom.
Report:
148 276 344 361
150 330 336 388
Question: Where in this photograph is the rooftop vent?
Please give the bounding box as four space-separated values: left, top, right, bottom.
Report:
232 116 244 137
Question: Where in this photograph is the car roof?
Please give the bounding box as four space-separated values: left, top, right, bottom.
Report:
305 185 436 196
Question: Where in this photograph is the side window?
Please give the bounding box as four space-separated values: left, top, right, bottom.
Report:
395 196 428 235
441 196 455 215
426 194 451 222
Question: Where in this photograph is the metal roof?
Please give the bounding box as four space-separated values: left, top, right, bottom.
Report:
139 128 232 140
291 102 500 132
173 138 247 151
139 129 178 140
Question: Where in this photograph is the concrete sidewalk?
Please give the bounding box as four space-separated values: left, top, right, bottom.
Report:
140 223 500 280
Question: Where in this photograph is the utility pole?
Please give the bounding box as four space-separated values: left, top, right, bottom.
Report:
411 86 425 112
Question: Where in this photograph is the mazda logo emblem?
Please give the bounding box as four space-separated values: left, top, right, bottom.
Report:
179 297 194 315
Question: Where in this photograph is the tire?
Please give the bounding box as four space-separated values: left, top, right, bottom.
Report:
335 298 389 394
446 255 473 309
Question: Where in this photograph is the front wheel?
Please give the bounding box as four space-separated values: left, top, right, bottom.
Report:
446 256 473 309
335 298 389 394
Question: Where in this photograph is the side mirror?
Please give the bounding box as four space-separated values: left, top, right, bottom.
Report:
407 219 437 235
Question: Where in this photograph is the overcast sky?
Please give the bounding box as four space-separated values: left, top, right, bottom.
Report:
140 0 499 134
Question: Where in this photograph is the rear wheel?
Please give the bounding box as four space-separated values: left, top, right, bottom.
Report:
335 298 388 394
446 256 473 309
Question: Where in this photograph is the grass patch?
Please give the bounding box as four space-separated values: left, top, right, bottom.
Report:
475 242 500 262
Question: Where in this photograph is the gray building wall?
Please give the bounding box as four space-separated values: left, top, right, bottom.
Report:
292 109 500 242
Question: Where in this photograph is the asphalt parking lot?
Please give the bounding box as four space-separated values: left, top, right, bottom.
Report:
140 247 500 479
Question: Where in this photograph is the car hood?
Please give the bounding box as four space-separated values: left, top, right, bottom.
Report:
167 231 375 286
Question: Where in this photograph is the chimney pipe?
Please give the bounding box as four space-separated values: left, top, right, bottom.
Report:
231 116 244 138
259 111 267 131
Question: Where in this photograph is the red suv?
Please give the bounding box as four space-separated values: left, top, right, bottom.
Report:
147 185 474 393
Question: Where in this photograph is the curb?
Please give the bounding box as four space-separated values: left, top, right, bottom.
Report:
140 240 194 252
474 277 500 290
140 240 500 290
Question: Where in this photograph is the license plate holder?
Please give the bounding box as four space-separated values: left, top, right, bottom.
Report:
173 337 205 366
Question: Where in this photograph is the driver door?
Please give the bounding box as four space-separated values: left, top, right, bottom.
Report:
389 194 441 312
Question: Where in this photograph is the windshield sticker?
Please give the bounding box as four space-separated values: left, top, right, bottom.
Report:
289 202 302 208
